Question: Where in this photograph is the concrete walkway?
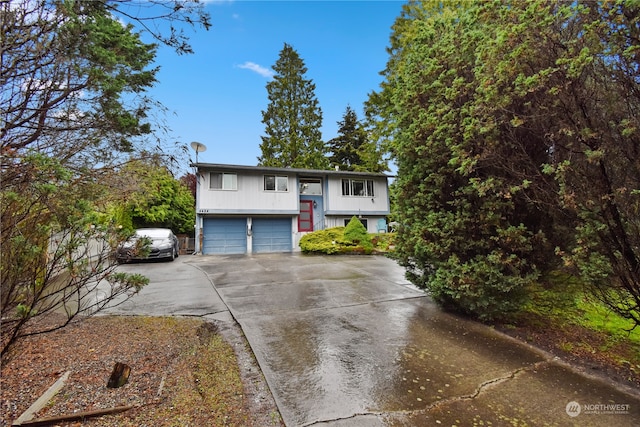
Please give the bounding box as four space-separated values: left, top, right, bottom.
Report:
108 254 640 426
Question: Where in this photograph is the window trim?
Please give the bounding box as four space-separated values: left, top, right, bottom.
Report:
299 178 322 195
209 172 237 190
264 175 289 192
341 178 375 197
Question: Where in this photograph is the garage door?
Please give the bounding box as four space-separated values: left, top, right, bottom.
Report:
252 218 292 253
202 218 247 254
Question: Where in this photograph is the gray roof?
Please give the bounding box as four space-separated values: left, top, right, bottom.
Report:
192 162 390 178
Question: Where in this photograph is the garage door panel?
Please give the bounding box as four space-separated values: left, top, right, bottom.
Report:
252 218 292 253
203 218 247 254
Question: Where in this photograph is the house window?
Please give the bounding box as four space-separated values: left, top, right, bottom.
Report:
300 179 322 195
341 179 374 197
210 172 237 190
344 218 368 229
264 175 288 192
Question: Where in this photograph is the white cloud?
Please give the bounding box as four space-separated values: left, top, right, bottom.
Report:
237 62 274 79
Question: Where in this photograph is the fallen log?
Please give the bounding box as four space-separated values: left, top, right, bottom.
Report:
12 405 134 427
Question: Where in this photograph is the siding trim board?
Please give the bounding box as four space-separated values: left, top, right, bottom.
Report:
199 209 299 215
325 210 390 216
192 162 390 178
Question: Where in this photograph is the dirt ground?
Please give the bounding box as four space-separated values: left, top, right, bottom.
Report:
1 315 283 427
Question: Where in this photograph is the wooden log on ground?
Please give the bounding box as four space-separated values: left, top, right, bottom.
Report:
107 362 131 388
12 405 134 427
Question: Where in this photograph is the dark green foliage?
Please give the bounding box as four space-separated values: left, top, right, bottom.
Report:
328 106 364 171
119 159 196 234
328 106 386 172
373 0 640 325
258 43 328 169
2 0 159 161
374 2 540 320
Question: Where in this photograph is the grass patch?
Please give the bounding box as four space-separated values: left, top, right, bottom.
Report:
574 297 639 345
512 272 640 379
522 272 639 345
142 328 250 426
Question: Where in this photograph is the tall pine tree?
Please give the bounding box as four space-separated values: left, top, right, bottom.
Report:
328 105 366 171
258 43 328 169
329 105 387 172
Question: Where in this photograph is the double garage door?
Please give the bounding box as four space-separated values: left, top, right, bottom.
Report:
202 217 292 254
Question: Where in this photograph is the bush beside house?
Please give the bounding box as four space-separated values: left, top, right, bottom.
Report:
300 216 394 255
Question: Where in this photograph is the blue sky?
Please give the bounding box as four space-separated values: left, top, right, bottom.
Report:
146 0 406 168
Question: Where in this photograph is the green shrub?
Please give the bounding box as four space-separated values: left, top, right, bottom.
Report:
299 227 348 254
371 233 396 251
344 216 373 252
299 221 395 255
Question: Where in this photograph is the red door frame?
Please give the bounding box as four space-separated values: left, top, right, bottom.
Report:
298 200 313 232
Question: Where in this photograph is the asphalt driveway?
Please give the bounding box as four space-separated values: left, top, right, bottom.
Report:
108 254 640 426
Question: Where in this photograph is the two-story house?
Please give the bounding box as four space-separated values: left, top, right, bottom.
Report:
193 163 390 254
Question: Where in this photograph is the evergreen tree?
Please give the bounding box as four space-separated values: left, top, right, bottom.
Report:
0 0 209 356
372 0 640 325
328 106 366 171
372 2 544 320
258 43 328 169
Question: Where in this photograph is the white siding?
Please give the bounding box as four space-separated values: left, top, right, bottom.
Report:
198 172 298 213
325 176 389 214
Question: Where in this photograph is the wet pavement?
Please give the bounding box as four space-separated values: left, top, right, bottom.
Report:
104 257 231 321
107 254 640 426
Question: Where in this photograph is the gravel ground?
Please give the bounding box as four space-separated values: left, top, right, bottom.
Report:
1 315 282 427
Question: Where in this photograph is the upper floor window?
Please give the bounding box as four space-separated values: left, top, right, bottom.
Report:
342 179 374 197
210 172 237 190
300 179 322 195
264 175 288 192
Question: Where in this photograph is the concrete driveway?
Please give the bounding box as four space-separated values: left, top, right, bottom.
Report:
104 257 231 321
108 254 640 426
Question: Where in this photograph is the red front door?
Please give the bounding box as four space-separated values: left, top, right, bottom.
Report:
299 200 313 232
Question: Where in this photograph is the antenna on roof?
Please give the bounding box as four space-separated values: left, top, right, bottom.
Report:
190 141 207 163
